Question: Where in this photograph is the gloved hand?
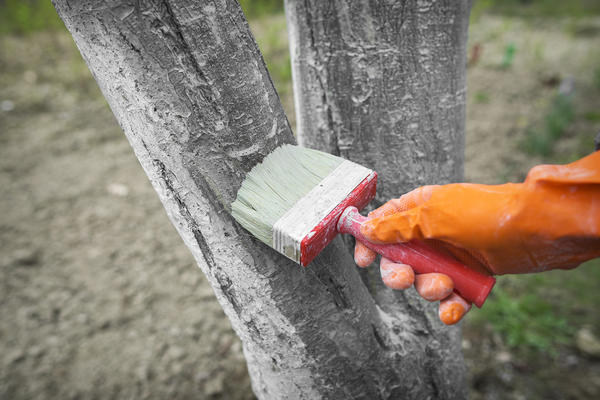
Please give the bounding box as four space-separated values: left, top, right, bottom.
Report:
355 151 600 325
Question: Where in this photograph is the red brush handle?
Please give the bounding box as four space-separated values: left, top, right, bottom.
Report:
337 207 495 308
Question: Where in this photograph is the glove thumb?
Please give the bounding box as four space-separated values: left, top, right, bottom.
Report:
360 185 440 243
360 207 425 244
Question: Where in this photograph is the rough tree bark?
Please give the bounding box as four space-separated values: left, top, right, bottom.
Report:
285 0 471 393
286 0 469 200
53 0 466 398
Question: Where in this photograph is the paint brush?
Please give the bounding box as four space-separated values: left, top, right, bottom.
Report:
231 145 495 307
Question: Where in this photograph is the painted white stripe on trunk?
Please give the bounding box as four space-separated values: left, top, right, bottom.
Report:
272 160 373 263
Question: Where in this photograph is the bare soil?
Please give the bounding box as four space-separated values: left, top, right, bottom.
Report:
1 33 251 400
1 15 599 400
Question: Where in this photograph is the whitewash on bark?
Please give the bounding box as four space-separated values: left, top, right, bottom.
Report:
286 0 469 199
53 0 467 398
285 0 472 396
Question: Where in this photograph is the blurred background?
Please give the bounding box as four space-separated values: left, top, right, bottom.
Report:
1 0 599 398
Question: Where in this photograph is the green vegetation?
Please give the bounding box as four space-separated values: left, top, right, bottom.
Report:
239 0 283 19
471 286 572 354
0 0 283 36
521 93 575 156
470 258 600 354
500 43 517 69
0 0 63 35
474 91 490 104
252 17 292 96
594 65 600 89
584 111 600 122
248 14 295 125
471 0 600 21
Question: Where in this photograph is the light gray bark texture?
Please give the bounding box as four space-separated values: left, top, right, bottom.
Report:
286 0 469 200
285 0 471 397
53 0 466 398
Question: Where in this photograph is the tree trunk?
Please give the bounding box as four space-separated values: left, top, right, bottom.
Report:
53 0 466 398
285 0 471 393
286 0 469 198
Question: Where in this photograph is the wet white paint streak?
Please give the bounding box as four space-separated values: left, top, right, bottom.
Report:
272 160 372 263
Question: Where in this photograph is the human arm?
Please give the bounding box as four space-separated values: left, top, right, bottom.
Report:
355 151 600 324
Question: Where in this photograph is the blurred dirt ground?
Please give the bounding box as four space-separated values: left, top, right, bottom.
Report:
1 13 600 400
0 33 251 400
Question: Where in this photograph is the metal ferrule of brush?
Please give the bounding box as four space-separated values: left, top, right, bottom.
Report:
272 160 375 265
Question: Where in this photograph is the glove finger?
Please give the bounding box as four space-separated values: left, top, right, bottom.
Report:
360 209 419 244
360 186 440 244
414 273 454 302
438 293 472 325
390 185 438 211
380 257 414 290
353 204 397 267
368 185 438 220
354 240 377 267
368 200 402 219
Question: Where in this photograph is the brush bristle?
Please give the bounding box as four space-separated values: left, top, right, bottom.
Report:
231 144 344 245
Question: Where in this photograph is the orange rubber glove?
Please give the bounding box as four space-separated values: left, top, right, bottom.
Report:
355 151 600 325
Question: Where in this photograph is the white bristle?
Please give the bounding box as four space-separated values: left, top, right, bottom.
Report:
231 144 344 245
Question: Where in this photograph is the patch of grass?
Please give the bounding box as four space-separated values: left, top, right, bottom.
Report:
250 15 292 97
594 65 600 90
248 14 295 127
583 111 600 122
239 0 284 19
500 43 517 69
470 258 600 355
471 0 600 20
472 286 573 354
267 52 292 91
0 0 283 36
521 93 575 156
262 21 292 90
0 0 64 35
474 91 490 104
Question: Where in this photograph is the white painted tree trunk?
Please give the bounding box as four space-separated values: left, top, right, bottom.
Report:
285 0 472 395
286 0 470 199
53 0 467 398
